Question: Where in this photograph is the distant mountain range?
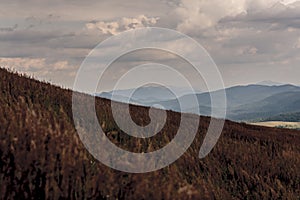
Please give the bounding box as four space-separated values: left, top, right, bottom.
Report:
97 85 202 105
98 83 300 122
260 112 300 122
256 80 285 86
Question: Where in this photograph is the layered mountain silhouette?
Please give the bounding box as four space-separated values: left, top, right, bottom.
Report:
97 85 201 105
261 112 300 122
256 80 284 86
100 84 300 121
0 68 299 199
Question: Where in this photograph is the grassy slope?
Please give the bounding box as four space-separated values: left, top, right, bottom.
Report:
0 68 299 199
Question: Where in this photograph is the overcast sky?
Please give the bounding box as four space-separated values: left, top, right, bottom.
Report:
1 0 300 91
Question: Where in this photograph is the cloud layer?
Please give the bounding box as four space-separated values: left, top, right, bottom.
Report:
0 0 300 89
86 15 159 35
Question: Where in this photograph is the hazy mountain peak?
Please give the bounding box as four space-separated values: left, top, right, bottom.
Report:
256 80 284 86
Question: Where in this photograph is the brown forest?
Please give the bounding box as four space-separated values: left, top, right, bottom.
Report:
0 68 299 199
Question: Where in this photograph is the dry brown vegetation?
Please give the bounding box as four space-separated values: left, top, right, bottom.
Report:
0 68 299 199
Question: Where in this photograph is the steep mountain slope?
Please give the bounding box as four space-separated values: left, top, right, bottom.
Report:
0 68 299 199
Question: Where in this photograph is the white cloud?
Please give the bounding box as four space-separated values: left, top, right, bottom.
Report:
281 0 300 5
295 37 300 48
86 21 120 35
0 57 78 87
121 15 159 30
175 0 246 34
0 57 46 71
237 46 258 55
174 0 281 35
86 15 159 35
53 60 74 70
1 0 300 88
0 57 75 74
246 0 280 10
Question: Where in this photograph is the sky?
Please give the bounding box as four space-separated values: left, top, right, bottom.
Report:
1 0 300 91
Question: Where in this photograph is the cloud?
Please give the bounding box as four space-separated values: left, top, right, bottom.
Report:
52 60 75 70
1 0 300 88
0 57 75 74
86 15 159 35
0 57 46 71
281 0 300 5
172 0 298 36
174 0 247 35
0 56 79 87
295 37 300 48
0 24 18 32
86 21 120 35
237 46 258 55
220 1 300 30
167 0 300 70
24 14 61 29
0 0 169 22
